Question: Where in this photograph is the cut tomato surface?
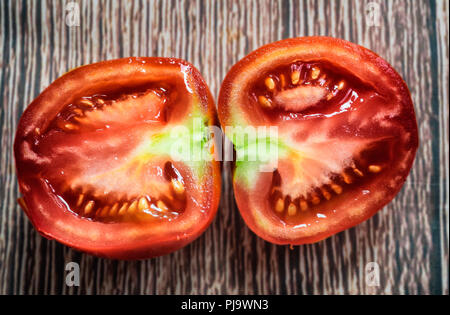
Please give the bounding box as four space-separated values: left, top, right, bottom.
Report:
218 37 418 245
14 57 221 259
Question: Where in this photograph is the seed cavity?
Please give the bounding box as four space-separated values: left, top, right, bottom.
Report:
271 169 350 217
63 163 186 223
255 62 354 113
53 88 167 134
270 154 385 219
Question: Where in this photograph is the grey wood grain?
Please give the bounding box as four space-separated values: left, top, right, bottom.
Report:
0 0 448 295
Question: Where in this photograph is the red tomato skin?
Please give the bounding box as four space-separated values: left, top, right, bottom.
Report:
219 37 419 245
15 57 221 260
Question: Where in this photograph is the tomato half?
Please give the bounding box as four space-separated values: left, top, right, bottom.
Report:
218 37 418 245
14 57 221 259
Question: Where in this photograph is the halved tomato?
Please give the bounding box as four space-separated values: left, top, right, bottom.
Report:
14 57 221 259
218 37 418 245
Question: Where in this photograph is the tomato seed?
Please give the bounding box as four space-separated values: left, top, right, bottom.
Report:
157 200 169 212
368 165 382 173
171 179 185 195
128 200 138 214
138 197 149 211
84 200 95 215
258 95 272 108
342 172 353 184
311 67 320 80
275 198 284 213
287 203 297 216
265 77 275 91
291 71 300 85
78 99 95 108
353 167 364 177
321 188 332 200
76 194 85 207
300 200 308 211
330 184 343 194
311 194 321 205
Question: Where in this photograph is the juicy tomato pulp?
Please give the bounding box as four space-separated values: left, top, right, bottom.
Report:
218 37 418 245
14 57 221 259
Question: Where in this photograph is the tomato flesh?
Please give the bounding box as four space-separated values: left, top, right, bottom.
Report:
14 57 221 259
218 37 418 245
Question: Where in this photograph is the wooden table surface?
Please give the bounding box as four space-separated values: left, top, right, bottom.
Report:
0 0 448 295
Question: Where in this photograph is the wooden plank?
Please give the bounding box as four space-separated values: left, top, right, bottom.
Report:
0 0 447 294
